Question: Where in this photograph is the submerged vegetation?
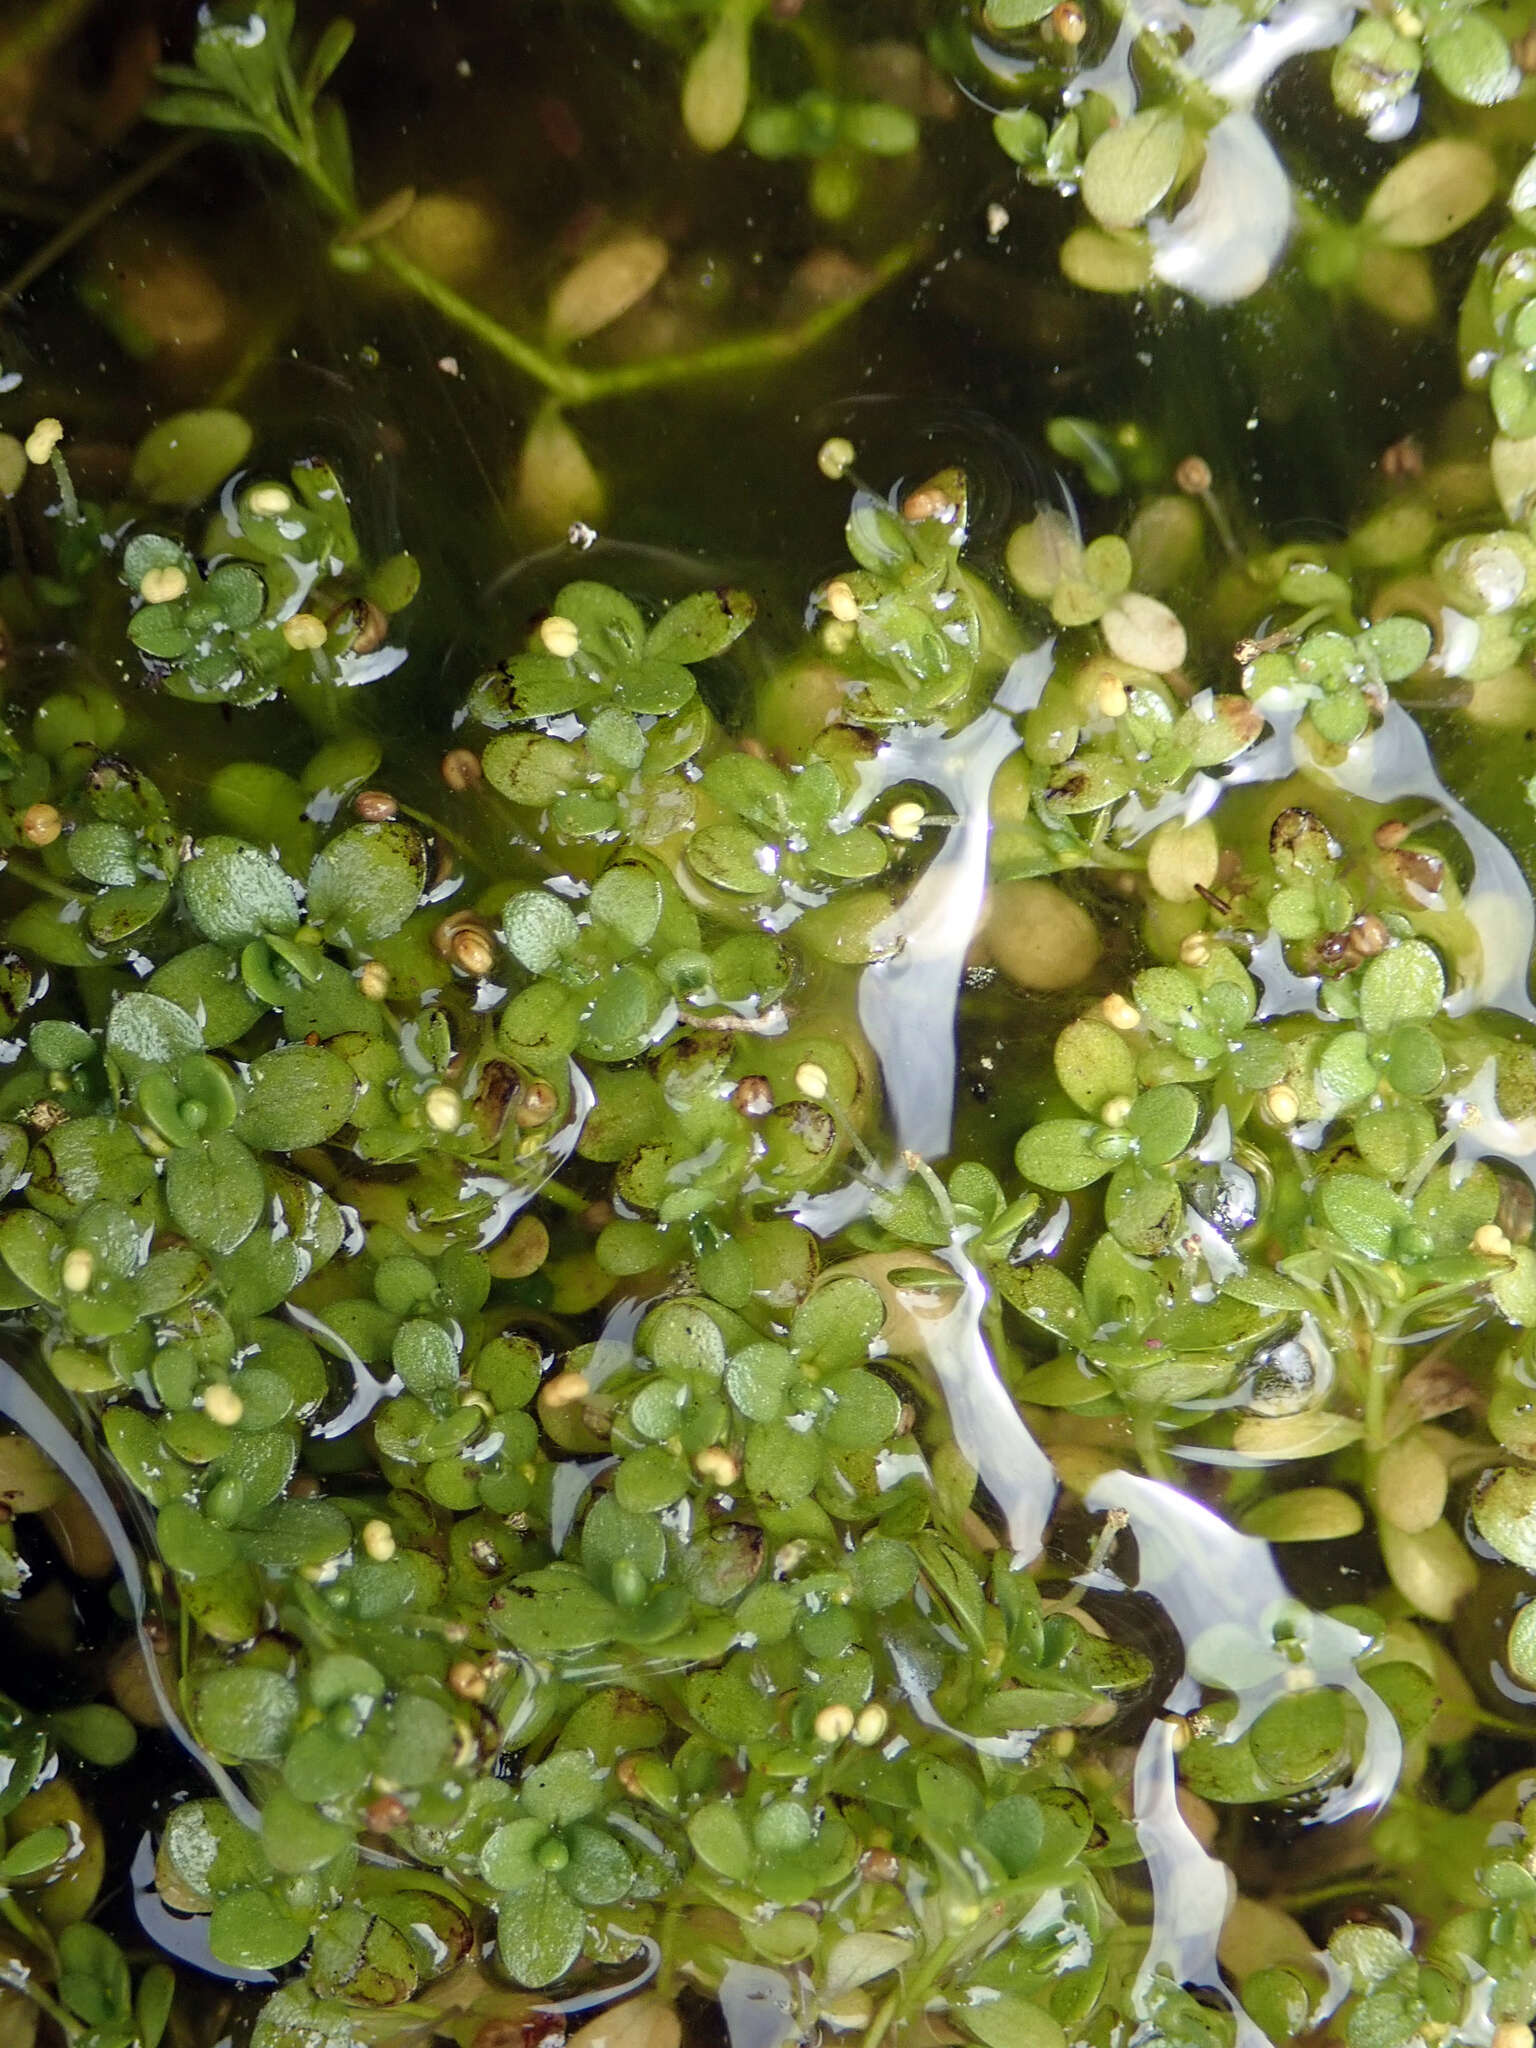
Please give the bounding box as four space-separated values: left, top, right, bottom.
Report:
7 6 1536 2048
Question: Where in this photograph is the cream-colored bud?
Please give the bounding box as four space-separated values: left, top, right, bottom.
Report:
794 1061 829 1100
1097 676 1128 718
25 418 62 465
814 1704 855 1743
823 579 860 624
60 1248 95 1294
423 1085 463 1133
1265 1084 1300 1126
203 1383 244 1427
359 961 391 1001
1101 993 1141 1031
1178 932 1212 968
246 485 292 516
852 1704 888 1746
1100 1095 1133 1128
539 614 580 658
539 1370 590 1411
282 612 328 652
362 1518 396 1562
140 565 188 605
693 1445 740 1488
817 436 856 480
1474 1223 1514 1258
886 801 925 841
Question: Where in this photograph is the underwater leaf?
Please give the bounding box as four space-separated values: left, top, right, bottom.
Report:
131 410 253 505
1362 138 1498 246
547 232 668 344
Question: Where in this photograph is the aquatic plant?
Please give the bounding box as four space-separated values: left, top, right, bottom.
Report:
5 4 1536 2048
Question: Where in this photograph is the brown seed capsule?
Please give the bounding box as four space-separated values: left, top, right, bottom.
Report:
515 1078 559 1128
451 926 498 978
1374 820 1410 851
731 1075 774 1117
20 803 61 847
347 598 389 656
1051 1 1087 38
539 1370 590 1411
365 1794 410 1833
860 1848 900 1884
441 747 483 791
824 578 860 624
354 789 398 822
448 1659 488 1701
432 909 491 961
1499 1172 1535 1247
1175 455 1213 495
901 482 956 524
1349 913 1389 959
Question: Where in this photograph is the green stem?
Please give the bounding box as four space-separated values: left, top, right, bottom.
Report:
1 858 77 905
1364 1309 1402 1450
278 122 915 410
862 1985 902 2048
0 1890 61 1985
566 241 917 404
1131 1403 1172 1479
0 133 200 309
367 243 588 400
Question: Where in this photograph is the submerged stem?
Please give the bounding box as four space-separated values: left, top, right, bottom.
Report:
0 133 199 310
271 114 917 409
